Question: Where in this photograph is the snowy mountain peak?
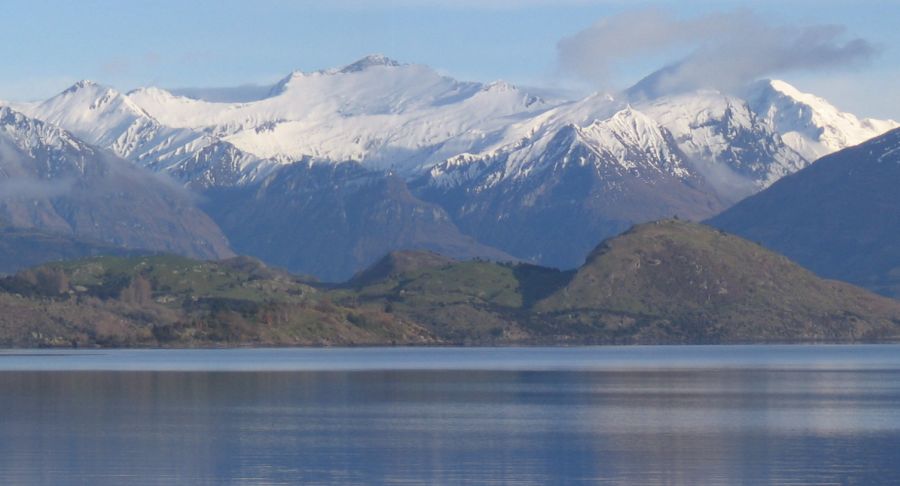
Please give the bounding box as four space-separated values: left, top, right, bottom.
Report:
482 81 517 92
10 82 217 172
603 106 668 143
339 54 404 73
767 79 821 103
47 80 150 119
745 79 899 160
266 56 422 98
267 71 306 96
63 79 100 94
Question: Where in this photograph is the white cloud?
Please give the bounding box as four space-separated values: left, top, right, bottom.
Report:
557 8 877 97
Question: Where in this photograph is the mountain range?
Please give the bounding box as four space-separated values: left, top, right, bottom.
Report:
1 55 897 279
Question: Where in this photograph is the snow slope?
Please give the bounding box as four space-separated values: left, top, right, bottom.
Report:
127 55 551 173
13 81 208 164
745 79 899 161
637 89 807 193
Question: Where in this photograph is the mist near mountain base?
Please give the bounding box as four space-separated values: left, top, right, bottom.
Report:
0 142 74 199
0 177 74 200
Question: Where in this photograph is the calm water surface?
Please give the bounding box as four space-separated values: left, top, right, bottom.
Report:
1 345 899 485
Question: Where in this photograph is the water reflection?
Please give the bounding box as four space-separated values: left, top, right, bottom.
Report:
1 352 900 484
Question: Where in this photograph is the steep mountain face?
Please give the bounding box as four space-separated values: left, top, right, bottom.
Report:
0 107 233 259
156 140 275 190
709 128 900 298
203 161 512 281
415 107 726 268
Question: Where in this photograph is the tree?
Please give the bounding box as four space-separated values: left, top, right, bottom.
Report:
35 267 69 295
120 275 153 305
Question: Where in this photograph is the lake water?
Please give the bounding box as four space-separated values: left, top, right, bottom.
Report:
2 346 900 485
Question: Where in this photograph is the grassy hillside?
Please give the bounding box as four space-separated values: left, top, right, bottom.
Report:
334 253 570 343
2 221 899 347
0 255 432 347
534 220 900 343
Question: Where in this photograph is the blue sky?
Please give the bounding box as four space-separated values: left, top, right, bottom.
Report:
1 0 898 118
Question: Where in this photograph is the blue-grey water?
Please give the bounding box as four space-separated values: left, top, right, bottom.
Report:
2 345 900 485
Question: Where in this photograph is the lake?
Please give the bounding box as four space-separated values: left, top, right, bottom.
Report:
2 346 900 485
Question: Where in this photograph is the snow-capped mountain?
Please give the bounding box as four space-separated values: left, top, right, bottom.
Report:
11 81 207 165
9 80 272 189
8 56 892 193
427 106 691 190
0 105 96 180
2 55 897 277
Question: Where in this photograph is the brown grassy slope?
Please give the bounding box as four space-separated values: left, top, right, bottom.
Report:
535 220 900 342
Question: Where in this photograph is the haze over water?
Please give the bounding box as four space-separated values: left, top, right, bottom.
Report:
2 346 900 485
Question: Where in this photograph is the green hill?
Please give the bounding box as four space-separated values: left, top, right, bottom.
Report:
2 221 898 347
534 220 900 343
0 255 431 347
